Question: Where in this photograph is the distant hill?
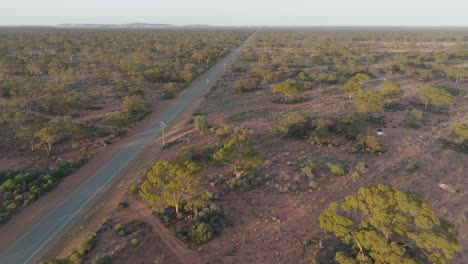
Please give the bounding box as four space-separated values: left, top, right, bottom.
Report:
56 23 175 28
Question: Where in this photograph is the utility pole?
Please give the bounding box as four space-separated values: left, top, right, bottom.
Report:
160 121 167 146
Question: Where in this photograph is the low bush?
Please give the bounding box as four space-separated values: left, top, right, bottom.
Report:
173 201 226 245
94 255 111 264
270 112 312 138
128 185 139 195
215 123 235 139
180 145 217 163
163 82 181 99
440 139 468 154
1 157 88 225
380 81 404 99
356 134 383 154
77 233 98 255
40 259 72 264
193 115 209 134
453 123 468 142
226 173 265 190
69 253 83 264
187 222 214 244
101 110 135 128
131 238 139 246
234 78 261 92
326 162 345 176
42 233 98 264
404 108 424 128
308 128 339 146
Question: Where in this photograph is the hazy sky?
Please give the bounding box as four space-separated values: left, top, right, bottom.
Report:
2 0 468 26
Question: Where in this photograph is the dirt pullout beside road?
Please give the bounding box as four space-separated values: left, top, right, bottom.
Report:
0 32 256 264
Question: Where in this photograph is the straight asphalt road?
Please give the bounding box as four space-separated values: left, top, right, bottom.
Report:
0 32 256 264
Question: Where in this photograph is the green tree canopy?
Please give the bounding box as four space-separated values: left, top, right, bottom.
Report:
355 73 371 85
213 131 264 178
352 90 385 113
182 63 197 83
274 79 304 102
380 81 404 99
319 184 461 264
139 160 204 214
341 80 362 99
417 85 454 110
34 116 78 156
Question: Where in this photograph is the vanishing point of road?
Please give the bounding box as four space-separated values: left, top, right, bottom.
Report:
0 32 256 264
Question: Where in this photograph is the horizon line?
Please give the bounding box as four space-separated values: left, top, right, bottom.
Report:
1 23 468 28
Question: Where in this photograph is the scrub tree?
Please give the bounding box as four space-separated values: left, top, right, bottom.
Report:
319 184 461 264
140 160 204 214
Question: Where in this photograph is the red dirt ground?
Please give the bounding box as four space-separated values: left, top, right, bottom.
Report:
46 69 467 264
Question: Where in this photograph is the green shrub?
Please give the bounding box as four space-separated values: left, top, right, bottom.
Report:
234 78 261 92
40 259 72 264
181 145 217 163
270 112 311 138
76 234 98 255
274 79 305 102
453 123 468 142
337 114 370 140
123 95 147 114
225 174 265 190
308 128 339 146
6 203 17 212
94 255 111 264
69 253 83 264
357 135 383 154
115 223 123 231
187 222 214 244
191 203 225 234
215 123 234 139
380 81 404 99
193 115 209 134
326 162 345 176
0 179 17 192
131 238 139 246
128 185 139 195
163 82 181 99
404 108 424 128
101 110 134 128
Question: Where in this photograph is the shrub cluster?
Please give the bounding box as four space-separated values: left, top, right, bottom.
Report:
271 112 380 153
0 156 91 224
177 203 226 245
40 233 99 264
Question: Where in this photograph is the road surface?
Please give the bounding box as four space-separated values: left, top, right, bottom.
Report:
0 32 256 264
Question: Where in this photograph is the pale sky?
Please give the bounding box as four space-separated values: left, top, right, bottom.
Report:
1 0 467 26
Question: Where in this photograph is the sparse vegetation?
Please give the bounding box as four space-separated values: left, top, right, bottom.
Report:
22 27 468 264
